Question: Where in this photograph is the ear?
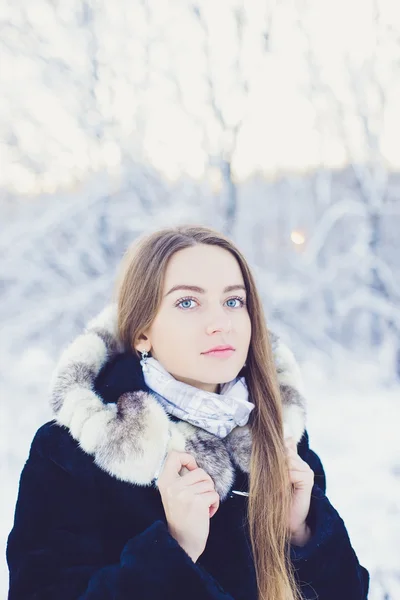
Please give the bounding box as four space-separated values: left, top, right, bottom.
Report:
134 331 151 354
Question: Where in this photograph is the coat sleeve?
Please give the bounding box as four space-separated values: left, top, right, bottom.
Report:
6 428 234 600
292 432 370 600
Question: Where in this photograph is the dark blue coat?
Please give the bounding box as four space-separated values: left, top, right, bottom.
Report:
7 352 370 600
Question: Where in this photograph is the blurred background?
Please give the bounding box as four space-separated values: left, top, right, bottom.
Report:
1 0 399 597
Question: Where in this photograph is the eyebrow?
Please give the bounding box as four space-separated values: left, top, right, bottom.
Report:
165 284 247 297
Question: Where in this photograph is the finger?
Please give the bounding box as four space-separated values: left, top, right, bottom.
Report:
161 451 198 482
188 480 216 495
284 436 296 444
288 467 314 485
288 468 313 479
286 449 304 461
286 450 304 463
284 437 298 452
285 447 298 458
209 505 218 518
179 468 214 487
209 498 220 518
285 448 308 467
199 491 220 517
287 456 312 472
289 474 313 487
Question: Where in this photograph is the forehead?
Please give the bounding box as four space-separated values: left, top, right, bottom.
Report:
164 245 244 286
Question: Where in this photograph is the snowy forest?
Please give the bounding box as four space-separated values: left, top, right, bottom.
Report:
1 0 399 597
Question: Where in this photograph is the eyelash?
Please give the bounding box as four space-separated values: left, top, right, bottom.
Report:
175 295 247 310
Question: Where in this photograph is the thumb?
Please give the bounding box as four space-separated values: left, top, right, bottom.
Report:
161 450 198 482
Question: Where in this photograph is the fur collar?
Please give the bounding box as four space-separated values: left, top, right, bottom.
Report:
49 304 307 501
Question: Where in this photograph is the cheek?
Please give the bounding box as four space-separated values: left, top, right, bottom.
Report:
150 321 199 375
239 314 252 343
151 311 195 353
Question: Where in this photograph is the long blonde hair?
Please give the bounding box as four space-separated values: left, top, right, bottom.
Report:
115 225 302 600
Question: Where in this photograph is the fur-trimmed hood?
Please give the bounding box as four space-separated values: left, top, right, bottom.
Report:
49 304 308 501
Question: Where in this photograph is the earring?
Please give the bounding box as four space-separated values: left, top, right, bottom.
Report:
140 349 149 372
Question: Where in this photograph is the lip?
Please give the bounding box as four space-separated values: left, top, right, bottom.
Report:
203 349 235 358
202 345 236 357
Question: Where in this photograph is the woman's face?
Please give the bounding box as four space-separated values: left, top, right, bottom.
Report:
136 244 252 393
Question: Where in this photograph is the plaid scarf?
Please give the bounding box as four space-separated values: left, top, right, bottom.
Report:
141 357 255 438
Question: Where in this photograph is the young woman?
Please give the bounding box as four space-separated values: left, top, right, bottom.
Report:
7 225 369 600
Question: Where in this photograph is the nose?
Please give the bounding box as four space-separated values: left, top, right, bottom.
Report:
205 314 232 335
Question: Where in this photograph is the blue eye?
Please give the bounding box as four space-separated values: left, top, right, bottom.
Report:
175 296 246 310
226 298 242 308
178 298 196 309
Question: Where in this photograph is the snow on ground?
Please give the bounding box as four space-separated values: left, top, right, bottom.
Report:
301 359 400 599
1 351 399 598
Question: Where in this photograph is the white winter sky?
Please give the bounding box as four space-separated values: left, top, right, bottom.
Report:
1 0 400 192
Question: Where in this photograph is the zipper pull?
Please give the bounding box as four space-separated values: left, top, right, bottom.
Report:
230 490 249 497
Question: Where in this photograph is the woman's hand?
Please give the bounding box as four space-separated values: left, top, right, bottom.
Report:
285 437 314 546
157 450 220 563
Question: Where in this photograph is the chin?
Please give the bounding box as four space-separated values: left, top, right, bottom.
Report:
198 367 241 385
